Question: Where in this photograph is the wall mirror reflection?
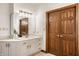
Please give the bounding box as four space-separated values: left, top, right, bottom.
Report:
11 10 36 38
19 18 28 37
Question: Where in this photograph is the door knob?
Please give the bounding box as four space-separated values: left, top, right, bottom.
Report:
60 34 63 38
56 34 60 37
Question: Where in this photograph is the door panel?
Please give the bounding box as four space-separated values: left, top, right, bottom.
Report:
61 7 76 55
48 11 61 55
48 7 76 56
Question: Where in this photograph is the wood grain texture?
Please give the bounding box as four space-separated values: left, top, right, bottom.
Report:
61 7 76 55
46 4 78 56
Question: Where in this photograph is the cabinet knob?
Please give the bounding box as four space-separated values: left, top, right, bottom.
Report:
23 42 27 45
0 46 2 53
27 45 29 48
27 45 31 48
6 43 10 47
30 45 31 48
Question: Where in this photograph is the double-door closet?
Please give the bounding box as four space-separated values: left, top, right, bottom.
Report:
46 4 79 56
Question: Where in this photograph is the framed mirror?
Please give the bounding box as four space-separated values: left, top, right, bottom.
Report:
19 18 28 37
10 11 36 39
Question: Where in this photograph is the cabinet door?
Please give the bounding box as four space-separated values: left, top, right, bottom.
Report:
21 41 28 56
1 42 8 56
34 38 41 52
28 40 35 55
61 7 76 55
21 40 34 56
25 40 34 56
8 42 15 56
0 42 2 56
8 41 22 56
22 39 40 56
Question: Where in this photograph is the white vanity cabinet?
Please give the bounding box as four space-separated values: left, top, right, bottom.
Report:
2 42 9 56
8 41 22 56
0 42 9 56
0 42 3 56
34 38 42 51
0 38 42 56
21 40 34 56
0 41 23 56
21 38 41 56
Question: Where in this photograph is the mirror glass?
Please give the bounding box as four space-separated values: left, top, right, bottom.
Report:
19 18 28 37
11 12 36 38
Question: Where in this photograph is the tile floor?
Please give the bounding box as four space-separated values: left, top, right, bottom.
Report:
34 52 55 56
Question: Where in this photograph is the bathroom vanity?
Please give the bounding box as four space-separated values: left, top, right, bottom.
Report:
0 5 42 56
0 36 41 56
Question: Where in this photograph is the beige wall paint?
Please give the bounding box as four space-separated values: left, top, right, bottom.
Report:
0 3 11 39
14 3 39 13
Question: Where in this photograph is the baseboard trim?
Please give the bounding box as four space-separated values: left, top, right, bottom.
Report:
41 50 47 53
30 51 41 56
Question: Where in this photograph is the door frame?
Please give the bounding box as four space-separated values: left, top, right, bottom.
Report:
46 3 78 55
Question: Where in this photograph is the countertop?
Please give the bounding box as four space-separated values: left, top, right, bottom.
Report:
0 36 41 42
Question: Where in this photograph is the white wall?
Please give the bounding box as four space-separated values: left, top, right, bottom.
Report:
0 4 11 39
35 3 75 51
14 3 38 13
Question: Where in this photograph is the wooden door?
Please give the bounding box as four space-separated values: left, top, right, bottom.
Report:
60 7 76 55
48 11 62 55
47 6 76 56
